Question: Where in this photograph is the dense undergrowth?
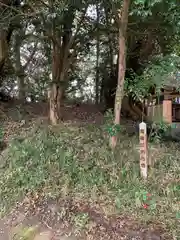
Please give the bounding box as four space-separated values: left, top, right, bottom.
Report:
0 123 179 238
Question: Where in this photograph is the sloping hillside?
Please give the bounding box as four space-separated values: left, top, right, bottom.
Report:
0 102 179 240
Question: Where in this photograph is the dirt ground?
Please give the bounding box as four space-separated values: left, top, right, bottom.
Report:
0 198 164 240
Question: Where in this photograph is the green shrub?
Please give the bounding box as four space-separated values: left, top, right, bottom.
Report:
148 121 170 143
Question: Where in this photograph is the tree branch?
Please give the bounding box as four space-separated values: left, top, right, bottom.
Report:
68 6 88 50
0 2 41 17
22 42 38 70
61 6 88 73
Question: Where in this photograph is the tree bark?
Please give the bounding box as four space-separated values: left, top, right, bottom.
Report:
49 41 61 125
0 30 8 78
49 83 61 125
14 30 26 101
101 4 116 109
48 3 86 124
110 0 131 148
95 4 100 104
49 39 66 124
0 0 21 84
48 4 75 124
17 74 26 100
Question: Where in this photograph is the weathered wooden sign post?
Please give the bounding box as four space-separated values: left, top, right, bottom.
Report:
139 122 148 179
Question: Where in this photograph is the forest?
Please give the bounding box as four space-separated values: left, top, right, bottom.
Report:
0 0 180 239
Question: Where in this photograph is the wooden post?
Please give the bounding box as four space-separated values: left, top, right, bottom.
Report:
139 122 148 179
163 100 172 123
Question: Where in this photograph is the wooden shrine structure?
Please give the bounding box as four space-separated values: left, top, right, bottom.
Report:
147 73 180 124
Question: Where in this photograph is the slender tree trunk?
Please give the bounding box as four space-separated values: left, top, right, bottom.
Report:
0 30 8 77
17 74 26 100
95 4 100 104
110 0 131 148
14 30 26 101
0 0 21 83
100 80 104 104
101 5 115 108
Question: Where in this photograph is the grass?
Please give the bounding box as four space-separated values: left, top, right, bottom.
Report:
0 122 180 238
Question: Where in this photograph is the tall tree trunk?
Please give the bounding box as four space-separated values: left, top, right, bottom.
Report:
110 0 131 148
101 4 115 108
14 30 26 101
17 74 26 101
49 83 61 125
95 4 100 104
100 79 104 104
48 0 61 125
49 42 61 125
0 0 21 84
48 2 86 125
49 40 67 124
0 30 8 80
48 4 75 125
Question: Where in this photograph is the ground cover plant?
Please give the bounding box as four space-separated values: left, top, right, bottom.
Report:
0 120 179 239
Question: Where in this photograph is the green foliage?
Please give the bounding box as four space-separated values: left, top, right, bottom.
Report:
103 109 114 124
145 55 180 90
125 54 180 101
148 120 170 143
135 191 156 211
0 124 179 236
1 0 180 103
103 109 122 136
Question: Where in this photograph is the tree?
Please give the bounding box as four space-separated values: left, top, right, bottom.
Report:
33 0 89 124
14 26 38 101
110 0 131 148
94 0 179 121
95 3 100 104
0 0 21 84
0 0 179 130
